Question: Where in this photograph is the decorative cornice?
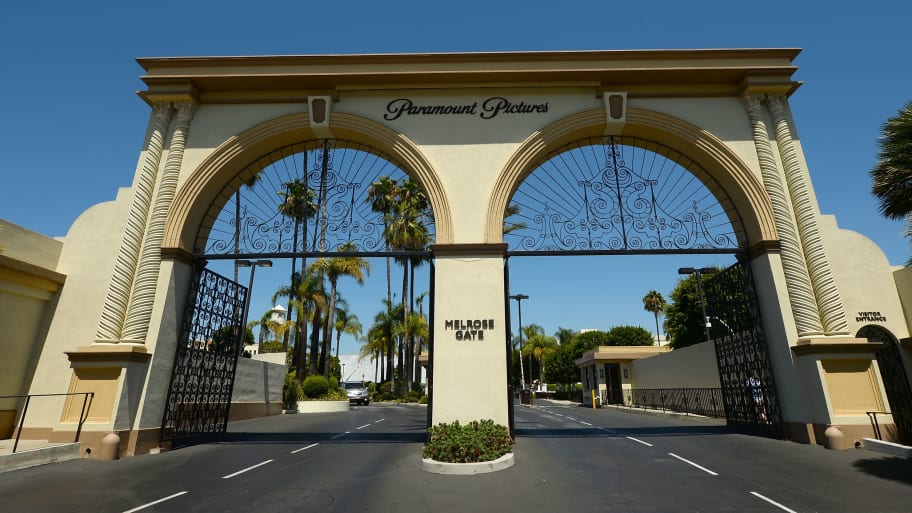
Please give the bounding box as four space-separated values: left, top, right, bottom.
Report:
0 254 66 286
160 246 196 265
748 240 781 259
137 49 801 104
430 243 508 257
791 338 883 356
66 344 153 364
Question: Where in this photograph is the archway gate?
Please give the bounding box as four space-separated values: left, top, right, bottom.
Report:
160 139 435 443
49 48 899 457
503 135 782 437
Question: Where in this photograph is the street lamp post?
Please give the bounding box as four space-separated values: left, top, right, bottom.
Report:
509 294 529 390
678 267 715 342
237 260 273 351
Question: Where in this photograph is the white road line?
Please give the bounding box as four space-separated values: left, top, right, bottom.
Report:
373 418 386 424
356 423 371 430
330 431 351 440
222 459 273 479
750 492 799 513
626 436 653 447
566 417 577 421
580 421 593 426
122 491 188 513
291 443 318 454
668 453 718 476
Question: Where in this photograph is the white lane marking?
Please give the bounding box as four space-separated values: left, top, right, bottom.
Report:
580 421 593 426
750 492 799 513
668 453 718 476
566 417 577 421
356 423 371 430
626 436 653 447
291 443 318 454
373 418 386 424
222 459 274 479
598 427 617 434
330 431 351 440
122 491 188 513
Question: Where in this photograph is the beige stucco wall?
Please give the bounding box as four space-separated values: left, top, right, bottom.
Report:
0 220 65 436
431 255 509 426
23 191 132 430
630 341 721 389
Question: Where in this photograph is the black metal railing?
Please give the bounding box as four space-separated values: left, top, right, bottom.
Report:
0 392 94 453
866 410 911 444
625 388 725 418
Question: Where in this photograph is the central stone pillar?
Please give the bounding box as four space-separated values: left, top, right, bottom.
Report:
430 244 509 427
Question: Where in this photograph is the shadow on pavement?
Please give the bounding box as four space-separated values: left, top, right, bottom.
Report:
514 425 728 438
851 456 912 486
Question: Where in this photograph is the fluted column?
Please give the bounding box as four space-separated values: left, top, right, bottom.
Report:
95 103 173 343
742 94 823 337
766 95 849 335
122 102 196 342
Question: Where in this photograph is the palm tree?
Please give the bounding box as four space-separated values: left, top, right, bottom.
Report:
642 290 667 345
871 101 912 265
396 310 428 389
367 177 399 382
311 242 370 377
334 308 362 361
503 202 528 235
277 179 317 351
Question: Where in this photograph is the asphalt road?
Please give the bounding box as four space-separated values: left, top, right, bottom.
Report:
0 401 909 512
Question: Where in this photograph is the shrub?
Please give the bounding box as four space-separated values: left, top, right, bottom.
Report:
403 391 421 403
302 375 330 398
418 395 428 404
283 371 303 409
423 420 512 463
328 376 339 391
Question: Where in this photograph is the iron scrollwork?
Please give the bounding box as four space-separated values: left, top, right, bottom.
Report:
161 267 247 441
198 139 434 258
506 136 742 253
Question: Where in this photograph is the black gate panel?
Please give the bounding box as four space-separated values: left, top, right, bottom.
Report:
161 267 248 442
858 325 912 445
704 262 783 438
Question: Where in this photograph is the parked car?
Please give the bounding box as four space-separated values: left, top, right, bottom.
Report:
344 381 370 405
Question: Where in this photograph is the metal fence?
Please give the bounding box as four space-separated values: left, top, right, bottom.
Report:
624 388 725 418
0 392 94 453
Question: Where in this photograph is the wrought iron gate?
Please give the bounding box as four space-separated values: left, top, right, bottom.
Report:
161 267 248 442
704 261 783 438
858 325 912 445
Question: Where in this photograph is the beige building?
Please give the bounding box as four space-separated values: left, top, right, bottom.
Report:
2 49 911 456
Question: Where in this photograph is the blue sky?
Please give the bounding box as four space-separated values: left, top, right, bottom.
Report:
2 2 909 355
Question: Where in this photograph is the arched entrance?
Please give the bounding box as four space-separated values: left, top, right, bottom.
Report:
502 134 782 437
857 325 912 444
160 138 436 442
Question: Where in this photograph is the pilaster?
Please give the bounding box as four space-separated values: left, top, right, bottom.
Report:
767 95 849 336
95 103 173 343
742 94 823 337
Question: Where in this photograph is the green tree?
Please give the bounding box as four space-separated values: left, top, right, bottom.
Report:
664 274 707 349
553 327 576 345
277 179 318 351
870 100 912 265
605 325 654 346
642 290 667 345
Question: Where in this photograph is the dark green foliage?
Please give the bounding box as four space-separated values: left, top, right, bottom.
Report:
283 371 303 409
423 420 513 463
302 375 330 398
605 325 654 346
574 330 609 352
664 274 707 349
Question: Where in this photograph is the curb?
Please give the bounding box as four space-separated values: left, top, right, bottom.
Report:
0 443 81 474
420 453 515 475
862 438 912 458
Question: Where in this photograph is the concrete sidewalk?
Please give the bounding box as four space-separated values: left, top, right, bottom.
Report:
0 438 81 474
